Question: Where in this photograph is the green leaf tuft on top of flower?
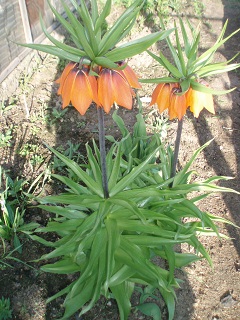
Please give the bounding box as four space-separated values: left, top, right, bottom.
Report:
19 0 172 70
141 18 240 119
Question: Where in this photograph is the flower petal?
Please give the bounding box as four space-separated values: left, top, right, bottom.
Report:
86 72 100 106
187 88 215 118
173 94 187 120
61 68 78 108
150 83 178 114
112 71 133 110
56 62 77 95
118 62 142 89
71 70 93 115
98 69 115 113
150 83 165 106
203 92 215 114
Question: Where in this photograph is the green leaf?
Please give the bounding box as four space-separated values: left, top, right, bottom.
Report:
41 258 80 274
60 0 95 60
107 197 146 222
108 265 135 287
98 9 138 55
62 274 97 319
173 21 186 75
159 18 184 74
172 139 213 187
186 32 200 64
147 50 182 79
123 235 185 246
136 303 162 320
196 61 240 78
77 0 99 55
110 282 134 320
179 79 190 94
37 194 103 211
86 144 102 186
109 147 161 197
104 218 120 292
79 244 108 316
106 30 174 62
190 80 236 95
178 17 191 56
159 287 175 320
46 0 83 49
108 145 123 190
93 56 119 68
18 222 39 232
51 174 92 195
37 204 87 219
46 144 103 197
39 14 84 57
193 22 240 70
116 239 170 290
100 0 143 52
95 0 111 33
29 234 55 247
18 43 82 62
139 76 179 84
46 282 75 303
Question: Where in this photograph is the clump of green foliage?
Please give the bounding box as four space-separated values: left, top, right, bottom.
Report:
0 297 12 320
0 167 39 253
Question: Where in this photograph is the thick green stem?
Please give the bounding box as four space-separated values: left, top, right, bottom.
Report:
171 118 183 179
97 107 109 199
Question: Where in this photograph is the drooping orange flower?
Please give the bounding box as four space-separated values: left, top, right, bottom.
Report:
169 86 188 120
56 63 100 115
150 82 187 120
150 82 177 113
98 68 136 113
117 61 142 89
56 61 141 115
186 87 215 118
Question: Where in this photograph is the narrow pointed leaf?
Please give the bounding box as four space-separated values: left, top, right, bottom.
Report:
190 80 236 95
109 147 161 197
46 144 103 197
106 30 174 62
18 43 83 62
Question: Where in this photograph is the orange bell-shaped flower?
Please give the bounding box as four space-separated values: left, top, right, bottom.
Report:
56 63 100 115
98 68 135 113
117 61 142 89
169 86 188 120
150 82 187 120
150 82 177 113
186 87 215 118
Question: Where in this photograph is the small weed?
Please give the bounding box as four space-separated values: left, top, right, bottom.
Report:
46 107 68 125
0 297 12 320
0 97 17 117
30 126 40 136
30 154 44 167
134 286 161 319
192 0 205 16
0 167 39 253
52 141 83 174
76 121 86 129
18 143 39 157
147 110 169 140
0 129 13 148
18 143 45 169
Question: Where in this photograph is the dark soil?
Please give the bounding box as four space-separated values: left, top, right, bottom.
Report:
0 0 240 319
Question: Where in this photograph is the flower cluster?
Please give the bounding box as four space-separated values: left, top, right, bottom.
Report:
56 61 141 115
150 82 214 120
